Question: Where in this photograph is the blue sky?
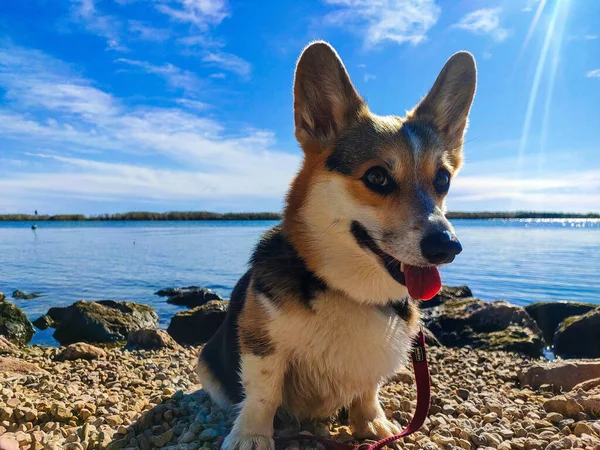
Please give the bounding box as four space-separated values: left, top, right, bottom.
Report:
0 0 599 214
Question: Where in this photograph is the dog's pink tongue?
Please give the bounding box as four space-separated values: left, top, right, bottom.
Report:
403 265 442 301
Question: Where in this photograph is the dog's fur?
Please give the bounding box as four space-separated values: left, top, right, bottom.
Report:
196 41 476 450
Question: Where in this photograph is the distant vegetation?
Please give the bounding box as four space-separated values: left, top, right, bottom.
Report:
0 211 598 221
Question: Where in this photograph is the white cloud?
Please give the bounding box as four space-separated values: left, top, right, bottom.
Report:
323 0 440 47
115 58 204 94
127 20 170 42
69 0 127 51
586 69 600 78
202 52 252 78
175 98 211 110
155 0 229 30
449 166 600 213
0 44 300 208
452 8 510 42
364 74 376 82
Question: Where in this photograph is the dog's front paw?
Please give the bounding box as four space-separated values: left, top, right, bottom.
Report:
221 431 275 450
353 417 401 441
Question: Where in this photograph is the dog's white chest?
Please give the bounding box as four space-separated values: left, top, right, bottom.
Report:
270 291 416 418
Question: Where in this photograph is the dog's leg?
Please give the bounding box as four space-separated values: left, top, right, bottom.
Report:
349 387 401 440
222 354 285 450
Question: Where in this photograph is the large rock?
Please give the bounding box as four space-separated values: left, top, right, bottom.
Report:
32 314 54 330
525 301 595 344
544 385 600 419
0 336 17 355
422 296 544 357
0 301 35 344
165 287 222 308
167 300 228 345
11 289 42 300
0 356 48 377
420 285 473 309
155 286 202 297
126 329 180 350
554 307 600 358
50 300 159 345
55 342 107 361
518 361 600 393
0 292 5 301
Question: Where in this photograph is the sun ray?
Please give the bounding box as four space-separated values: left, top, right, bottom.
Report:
513 0 565 211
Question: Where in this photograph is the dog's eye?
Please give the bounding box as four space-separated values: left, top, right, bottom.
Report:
363 167 395 194
434 168 451 194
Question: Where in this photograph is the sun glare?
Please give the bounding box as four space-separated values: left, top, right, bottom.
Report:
514 0 571 209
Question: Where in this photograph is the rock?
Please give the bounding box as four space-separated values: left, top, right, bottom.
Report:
167 300 228 345
0 437 19 450
0 292 4 301
457 388 469 400
518 361 600 393
573 422 595 436
554 307 600 358
572 377 600 392
0 301 35 344
155 286 202 297
55 343 107 361
422 328 441 347
51 300 159 345
525 301 595 345
0 335 17 354
199 428 219 441
125 329 180 350
32 314 55 330
422 297 544 356
166 287 223 308
11 290 42 300
544 386 600 419
420 285 473 309
149 429 173 447
0 356 47 375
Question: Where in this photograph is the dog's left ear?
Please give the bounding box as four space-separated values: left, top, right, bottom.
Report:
411 51 477 151
293 41 366 152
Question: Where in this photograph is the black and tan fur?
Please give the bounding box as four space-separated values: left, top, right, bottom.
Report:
197 41 476 450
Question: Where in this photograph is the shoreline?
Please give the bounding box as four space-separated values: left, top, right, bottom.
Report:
1 211 599 222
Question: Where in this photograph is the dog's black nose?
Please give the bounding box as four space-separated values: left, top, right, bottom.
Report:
420 231 462 264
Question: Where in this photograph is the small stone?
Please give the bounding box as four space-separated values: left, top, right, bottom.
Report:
457 389 469 400
573 423 595 437
105 415 123 427
180 431 196 444
483 412 498 423
149 429 174 447
199 429 219 442
546 412 563 424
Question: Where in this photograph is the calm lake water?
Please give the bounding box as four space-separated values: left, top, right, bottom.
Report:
1 219 599 346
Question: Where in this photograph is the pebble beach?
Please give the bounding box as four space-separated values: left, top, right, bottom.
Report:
1 342 599 450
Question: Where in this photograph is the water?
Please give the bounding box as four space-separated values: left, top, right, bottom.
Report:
1 219 599 346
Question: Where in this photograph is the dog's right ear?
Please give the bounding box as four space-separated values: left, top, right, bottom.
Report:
293 41 365 152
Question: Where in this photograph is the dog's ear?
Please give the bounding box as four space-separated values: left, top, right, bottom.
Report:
293 41 365 151
411 51 476 150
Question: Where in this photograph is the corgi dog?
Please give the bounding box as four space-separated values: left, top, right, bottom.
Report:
196 41 476 450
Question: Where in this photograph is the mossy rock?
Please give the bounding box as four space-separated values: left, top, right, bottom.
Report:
51 300 159 345
167 300 228 345
423 297 544 357
525 301 596 345
0 301 35 344
554 307 600 358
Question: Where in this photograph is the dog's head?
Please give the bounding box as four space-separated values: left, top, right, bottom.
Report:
285 41 476 305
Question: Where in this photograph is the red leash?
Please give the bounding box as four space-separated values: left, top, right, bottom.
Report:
273 330 431 450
